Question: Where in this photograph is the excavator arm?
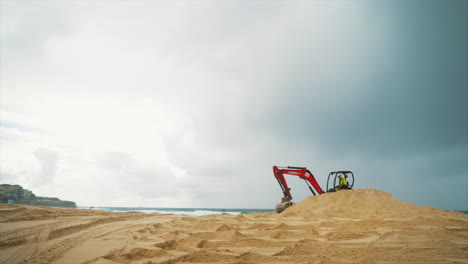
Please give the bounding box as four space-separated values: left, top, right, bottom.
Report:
273 165 325 213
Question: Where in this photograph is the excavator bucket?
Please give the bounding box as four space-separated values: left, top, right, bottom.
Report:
275 197 293 213
276 201 293 213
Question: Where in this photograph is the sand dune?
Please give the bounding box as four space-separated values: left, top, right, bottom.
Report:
1 189 467 264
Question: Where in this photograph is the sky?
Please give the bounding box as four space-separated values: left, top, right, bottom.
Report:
1 0 467 210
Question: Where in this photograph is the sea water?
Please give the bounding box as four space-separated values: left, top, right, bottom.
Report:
78 207 275 216
78 207 467 216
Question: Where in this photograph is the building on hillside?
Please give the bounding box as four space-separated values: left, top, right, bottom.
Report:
0 184 76 208
0 184 24 203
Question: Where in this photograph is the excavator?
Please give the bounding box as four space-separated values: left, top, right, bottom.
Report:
273 165 355 213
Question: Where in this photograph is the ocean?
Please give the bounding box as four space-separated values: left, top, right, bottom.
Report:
79 207 275 216
79 207 468 216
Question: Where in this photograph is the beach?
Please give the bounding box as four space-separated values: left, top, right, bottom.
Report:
1 189 467 264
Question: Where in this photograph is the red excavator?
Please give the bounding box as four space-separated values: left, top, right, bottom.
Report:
273 165 355 213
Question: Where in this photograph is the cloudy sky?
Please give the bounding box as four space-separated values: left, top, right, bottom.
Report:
1 0 467 210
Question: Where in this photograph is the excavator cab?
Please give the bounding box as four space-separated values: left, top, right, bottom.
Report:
326 171 354 192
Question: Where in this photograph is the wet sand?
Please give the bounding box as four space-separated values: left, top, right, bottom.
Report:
1 189 467 264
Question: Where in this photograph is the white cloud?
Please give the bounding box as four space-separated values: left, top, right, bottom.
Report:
32 147 58 186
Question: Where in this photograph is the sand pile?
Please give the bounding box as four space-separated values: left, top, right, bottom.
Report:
1 190 467 264
282 189 457 219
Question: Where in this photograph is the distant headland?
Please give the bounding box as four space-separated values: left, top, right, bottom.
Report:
0 184 76 208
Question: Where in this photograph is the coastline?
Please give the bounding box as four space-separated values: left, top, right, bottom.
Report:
76 206 467 215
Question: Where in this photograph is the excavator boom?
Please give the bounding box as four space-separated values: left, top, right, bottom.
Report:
273 165 355 213
273 166 325 213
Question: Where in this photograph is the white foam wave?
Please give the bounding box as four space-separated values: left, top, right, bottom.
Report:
85 207 241 216
147 210 241 216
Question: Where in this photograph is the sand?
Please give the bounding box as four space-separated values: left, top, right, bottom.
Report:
1 189 467 264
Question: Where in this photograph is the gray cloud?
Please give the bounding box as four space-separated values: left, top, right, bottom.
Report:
0 1 72 69
265 0 468 156
33 148 59 186
158 0 468 209
97 152 186 199
1 0 467 210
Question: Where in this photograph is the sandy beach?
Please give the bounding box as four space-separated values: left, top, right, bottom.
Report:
1 189 467 264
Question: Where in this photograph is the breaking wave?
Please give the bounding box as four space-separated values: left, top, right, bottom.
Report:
79 207 274 216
